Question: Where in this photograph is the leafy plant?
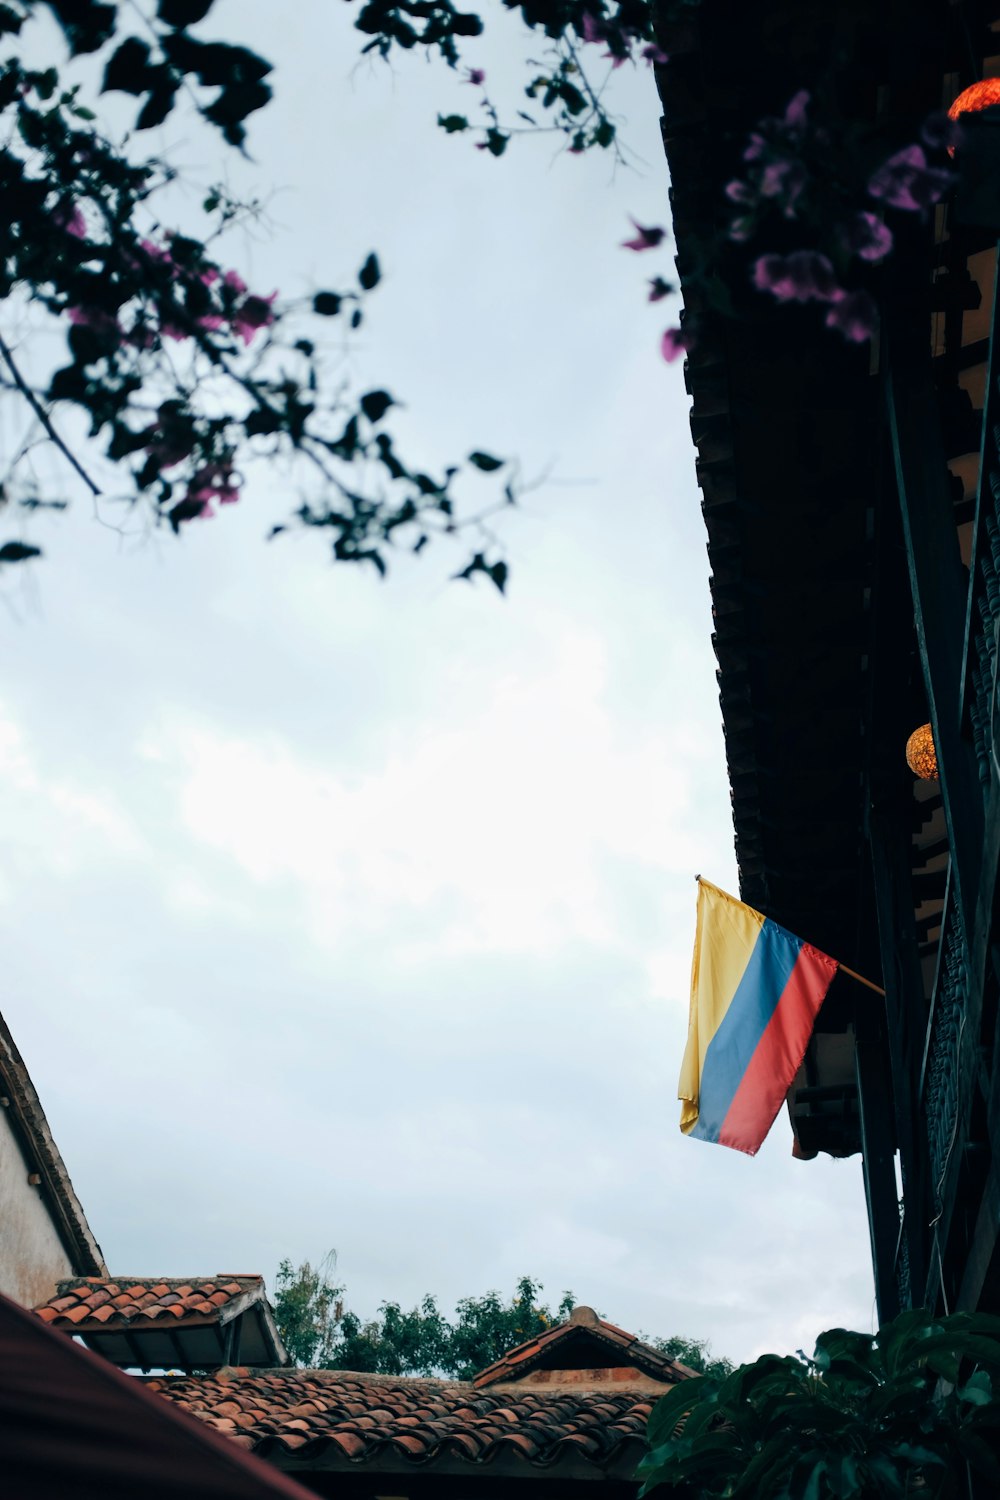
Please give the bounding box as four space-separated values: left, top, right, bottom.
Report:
638 1310 1000 1499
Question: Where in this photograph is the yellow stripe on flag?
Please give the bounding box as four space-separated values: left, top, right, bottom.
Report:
678 879 764 1134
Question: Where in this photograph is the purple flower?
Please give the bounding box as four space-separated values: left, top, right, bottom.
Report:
648 276 673 302
661 326 693 362
68 305 121 341
743 132 766 162
581 10 603 43
783 90 810 130
728 216 753 243
223 269 248 298
641 43 669 65
868 144 955 212
54 202 87 239
824 288 878 343
725 178 754 204
839 210 893 263
466 67 486 86
752 251 837 303
622 217 666 251
233 291 277 344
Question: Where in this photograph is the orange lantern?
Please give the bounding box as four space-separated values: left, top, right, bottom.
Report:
905 723 939 780
948 78 1000 123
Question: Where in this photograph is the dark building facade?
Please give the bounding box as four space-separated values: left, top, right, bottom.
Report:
658 0 1000 1320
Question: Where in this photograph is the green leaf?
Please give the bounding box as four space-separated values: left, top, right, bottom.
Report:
437 113 469 133
157 0 214 24
468 451 503 472
360 390 394 424
313 291 343 316
485 128 508 156
102 38 152 97
358 253 381 291
0 541 41 563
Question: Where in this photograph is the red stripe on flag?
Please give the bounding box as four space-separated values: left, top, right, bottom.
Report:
717 945 836 1155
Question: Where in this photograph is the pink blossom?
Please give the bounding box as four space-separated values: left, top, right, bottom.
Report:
622 218 666 251
641 43 669 65
223 269 248 297
68 305 121 340
725 179 754 204
466 67 486 86
200 266 221 286
743 132 766 162
54 202 87 238
580 10 603 43
661 326 693 362
839 211 894 263
648 276 673 302
752 251 838 303
824 288 878 342
868 144 954 212
186 462 240 515
783 90 810 130
232 291 277 344
728 216 753 243
140 238 177 272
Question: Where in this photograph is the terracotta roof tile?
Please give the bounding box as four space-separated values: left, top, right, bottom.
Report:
472 1307 689 1389
33 1275 264 1334
146 1367 677 1473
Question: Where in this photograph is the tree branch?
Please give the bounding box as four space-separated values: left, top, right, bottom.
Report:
0 333 101 497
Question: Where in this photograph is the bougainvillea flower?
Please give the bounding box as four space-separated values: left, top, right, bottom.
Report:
783 90 810 130
743 132 766 162
68 304 121 340
641 43 669 64
648 276 674 302
661 326 694 362
232 291 277 344
223 269 248 297
54 203 87 238
622 218 666 250
840 211 893 263
824 288 878 342
466 67 486 85
580 10 602 43
752 251 837 303
725 179 754 204
868 144 954 212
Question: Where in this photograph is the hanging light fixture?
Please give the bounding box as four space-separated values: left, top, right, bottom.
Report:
906 723 939 780
948 78 1000 124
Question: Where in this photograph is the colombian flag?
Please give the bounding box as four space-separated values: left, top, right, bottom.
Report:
679 879 838 1155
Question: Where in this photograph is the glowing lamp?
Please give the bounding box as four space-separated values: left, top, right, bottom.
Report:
948 78 1000 123
906 723 939 780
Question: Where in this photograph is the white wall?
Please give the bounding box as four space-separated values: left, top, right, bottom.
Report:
0 1104 75 1308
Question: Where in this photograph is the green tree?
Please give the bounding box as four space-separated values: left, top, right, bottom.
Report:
272 1254 344 1367
646 1334 733 1383
272 1259 726 1381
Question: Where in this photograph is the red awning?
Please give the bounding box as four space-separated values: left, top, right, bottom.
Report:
0 1291 313 1500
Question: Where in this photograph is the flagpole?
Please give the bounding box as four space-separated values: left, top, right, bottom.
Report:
835 963 885 998
693 874 886 997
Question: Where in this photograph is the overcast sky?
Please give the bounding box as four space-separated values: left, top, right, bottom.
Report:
0 0 874 1366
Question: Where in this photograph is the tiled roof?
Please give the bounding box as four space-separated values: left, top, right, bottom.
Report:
34 1275 288 1370
35 1276 262 1329
147 1367 661 1479
473 1304 691 1388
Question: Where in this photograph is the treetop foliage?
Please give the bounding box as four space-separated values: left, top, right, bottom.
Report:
272 1258 731 1382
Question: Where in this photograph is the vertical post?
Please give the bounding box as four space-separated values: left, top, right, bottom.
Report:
855 1012 902 1323
884 317 982 949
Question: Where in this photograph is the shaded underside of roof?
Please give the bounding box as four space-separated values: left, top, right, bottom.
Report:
0 1011 106 1279
147 1368 656 1481
653 0 975 974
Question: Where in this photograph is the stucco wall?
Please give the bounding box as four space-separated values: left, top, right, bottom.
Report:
0 1104 75 1307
